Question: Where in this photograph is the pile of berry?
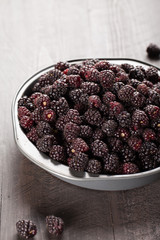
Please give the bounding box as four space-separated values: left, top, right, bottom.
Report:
18 59 160 175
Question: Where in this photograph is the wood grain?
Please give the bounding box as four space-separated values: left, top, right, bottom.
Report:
1 0 160 239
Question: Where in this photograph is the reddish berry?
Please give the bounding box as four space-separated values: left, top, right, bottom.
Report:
109 101 124 117
20 116 33 130
137 83 149 96
144 104 160 120
84 68 100 82
66 75 83 88
64 122 80 143
118 85 135 102
42 109 56 122
26 127 39 143
128 136 142 151
46 215 64 236
142 128 156 141
115 127 130 141
71 138 89 153
35 94 50 110
102 91 116 105
99 70 115 90
18 106 31 119
88 95 101 108
122 163 139 174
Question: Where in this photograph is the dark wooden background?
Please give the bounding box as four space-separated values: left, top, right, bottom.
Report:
1 0 160 239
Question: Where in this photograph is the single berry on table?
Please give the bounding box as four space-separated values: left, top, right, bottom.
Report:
46 215 64 236
16 219 37 239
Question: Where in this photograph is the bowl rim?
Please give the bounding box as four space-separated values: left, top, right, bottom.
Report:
12 58 160 182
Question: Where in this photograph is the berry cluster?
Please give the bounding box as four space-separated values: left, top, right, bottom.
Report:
18 59 160 175
16 215 64 238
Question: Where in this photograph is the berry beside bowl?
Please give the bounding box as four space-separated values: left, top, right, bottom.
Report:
12 58 160 191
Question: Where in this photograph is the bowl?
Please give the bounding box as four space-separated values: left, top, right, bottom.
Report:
12 58 160 191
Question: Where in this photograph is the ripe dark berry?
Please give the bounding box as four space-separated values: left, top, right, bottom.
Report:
129 79 141 88
79 125 93 139
146 67 159 83
16 219 37 239
88 95 101 109
112 82 125 94
18 96 34 111
142 128 156 141
109 101 124 117
146 43 160 59
138 142 157 159
66 66 80 75
108 137 123 152
91 140 108 158
36 121 52 137
117 111 131 128
46 215 64 236
129 67 145 81
144 104 160 120
55 115 66 131
141 156 157 171
115 72 129 83
81 82 100 95
26 127 39 143
99 70 115 90
68 152 89 171
35 94 50 110
71 138 89 153
121 145 136 163
64 122 80 143
49 145 65 162
115 127 130 141
20 116 33 130
69 89 85 103
94 60 110 71
56 97 69 116
31 108 42 123
118 85 135 102
132 109 149 129
121 63 134 73
103 91 116 105
122 162 139 174
18 106 31 119
102 120 118 137
128 136 142 151
84 68 100 82
42 109 56 122
137 83 149 96
86 159 102 174
103 153 119 173
131 91 146 108
36 135 57 152
55 61 69 71
66 75 83 88
151 118 160 131
92 128 105 141
84 109 102 126
65 109 82 125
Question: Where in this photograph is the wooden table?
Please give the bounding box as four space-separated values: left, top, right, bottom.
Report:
1 0 160 239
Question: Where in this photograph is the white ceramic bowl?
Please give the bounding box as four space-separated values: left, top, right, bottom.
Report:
12 58 160 191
